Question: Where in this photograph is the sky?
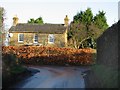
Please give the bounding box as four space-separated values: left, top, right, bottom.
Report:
0 0 119 29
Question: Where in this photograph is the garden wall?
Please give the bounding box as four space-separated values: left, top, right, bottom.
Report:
97 21 118 68
85 21 119 88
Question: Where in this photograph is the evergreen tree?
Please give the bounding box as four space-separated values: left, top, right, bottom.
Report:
94 11 109 31
68 8 108 49
28 17 44 24
28 18 35 24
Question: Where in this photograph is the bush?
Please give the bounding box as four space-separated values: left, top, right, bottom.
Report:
2 52 26 88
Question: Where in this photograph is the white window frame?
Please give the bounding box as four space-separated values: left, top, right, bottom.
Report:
33 34 38 43
18 33 24 42
48 34 54 44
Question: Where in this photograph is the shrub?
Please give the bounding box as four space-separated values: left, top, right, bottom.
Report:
2 52 26 88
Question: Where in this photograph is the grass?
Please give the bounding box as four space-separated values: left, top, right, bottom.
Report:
10 65 26 74
89 51 118 88
86 51 118 88
91 64 118 88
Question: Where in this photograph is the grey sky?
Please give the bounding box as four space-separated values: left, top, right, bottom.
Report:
0 0 119 28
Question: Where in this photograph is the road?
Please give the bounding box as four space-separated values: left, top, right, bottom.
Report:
13 66 90 89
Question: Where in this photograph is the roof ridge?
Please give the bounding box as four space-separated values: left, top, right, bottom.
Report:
17 23 64 25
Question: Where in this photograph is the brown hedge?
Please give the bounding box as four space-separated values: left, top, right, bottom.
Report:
2 46 95 65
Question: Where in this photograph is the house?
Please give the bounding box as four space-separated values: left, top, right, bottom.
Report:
9 15 69 47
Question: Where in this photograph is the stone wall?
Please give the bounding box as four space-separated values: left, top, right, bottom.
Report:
84 21 119 88
97 21 118 68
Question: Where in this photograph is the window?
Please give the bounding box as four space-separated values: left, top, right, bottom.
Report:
48 34 54 44
34 34 38 43
18 34 24 42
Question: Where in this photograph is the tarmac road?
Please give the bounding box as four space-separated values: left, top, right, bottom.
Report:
13 66 90 89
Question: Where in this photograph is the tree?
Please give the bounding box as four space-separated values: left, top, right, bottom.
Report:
93 11 109 31
0 7 5 44
34 17 43 24
73 8 94 38
28 18 35 24
70 8 94 49
28 17 44 24
0 7 4 27
68 22 87 48
73 11 83 23
73 8 93 25
68 8 108 49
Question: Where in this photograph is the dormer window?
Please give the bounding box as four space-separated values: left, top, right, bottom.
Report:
48 34 54 44
18 33 24 42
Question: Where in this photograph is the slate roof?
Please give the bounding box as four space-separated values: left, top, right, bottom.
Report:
9 23 67 34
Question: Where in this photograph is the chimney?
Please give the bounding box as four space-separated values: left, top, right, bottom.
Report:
13 15 19 26
64 15 69 27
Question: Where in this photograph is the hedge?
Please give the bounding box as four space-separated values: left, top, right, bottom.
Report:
2 46 96 65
